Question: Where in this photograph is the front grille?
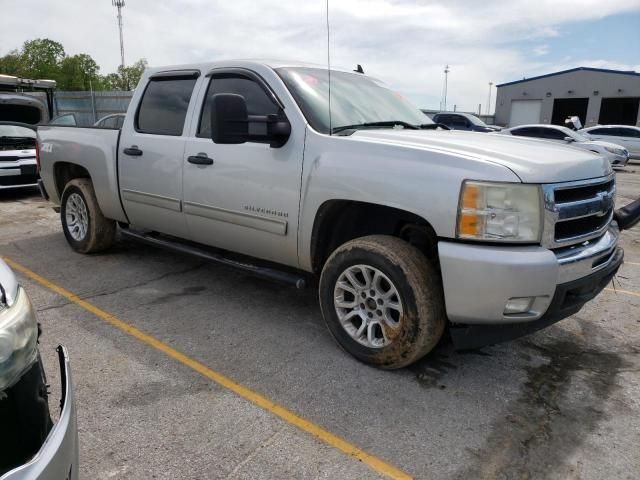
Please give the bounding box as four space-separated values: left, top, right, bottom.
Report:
542 175 615 248
0 156 20 163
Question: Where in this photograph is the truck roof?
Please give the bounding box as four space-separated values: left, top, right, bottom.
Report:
144 59 372 77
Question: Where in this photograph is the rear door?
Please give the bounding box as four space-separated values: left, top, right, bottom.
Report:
616 127 640 156
119 71 199 237
182 70 304 267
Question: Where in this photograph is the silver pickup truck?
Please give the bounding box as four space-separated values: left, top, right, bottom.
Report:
36 60 637 368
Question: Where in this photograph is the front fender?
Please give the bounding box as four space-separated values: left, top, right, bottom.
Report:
297 128 520 270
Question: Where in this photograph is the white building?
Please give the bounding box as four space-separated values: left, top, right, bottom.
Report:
494 67 640 128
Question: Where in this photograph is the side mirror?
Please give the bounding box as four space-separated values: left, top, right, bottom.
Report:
210 94 291 148
564 136 575 143
210 93 249 144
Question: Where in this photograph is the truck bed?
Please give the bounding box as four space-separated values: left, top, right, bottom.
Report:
37 126 128 223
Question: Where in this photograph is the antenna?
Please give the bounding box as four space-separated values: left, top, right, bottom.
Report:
112 0 126 68
326 0 332 135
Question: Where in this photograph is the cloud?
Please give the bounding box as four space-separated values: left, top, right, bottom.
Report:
1 0 639 111
533 45 550 57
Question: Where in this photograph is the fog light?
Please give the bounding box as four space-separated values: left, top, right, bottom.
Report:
504 297 534 315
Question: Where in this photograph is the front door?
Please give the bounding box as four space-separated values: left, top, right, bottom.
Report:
182 71 304 267
119 71 199 237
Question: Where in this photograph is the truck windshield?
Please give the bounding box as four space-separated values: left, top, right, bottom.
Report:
276 67 432 134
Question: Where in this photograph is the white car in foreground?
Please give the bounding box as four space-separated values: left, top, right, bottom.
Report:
498 124 629 166
581 125 640 160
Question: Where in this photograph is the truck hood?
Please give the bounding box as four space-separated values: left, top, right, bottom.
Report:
351 129 611 183
0 259 18 307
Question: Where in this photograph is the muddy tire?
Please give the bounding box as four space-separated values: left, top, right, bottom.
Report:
60 178 116 253
319 235 446 369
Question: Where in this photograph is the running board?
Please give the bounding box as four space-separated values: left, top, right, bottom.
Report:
119 229 308 289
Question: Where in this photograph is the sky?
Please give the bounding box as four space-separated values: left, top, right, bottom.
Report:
1 0 639 112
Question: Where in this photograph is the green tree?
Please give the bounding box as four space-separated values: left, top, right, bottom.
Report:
102 59 148 90
0 50 22 76
20 38 65 79
0 38 147 92
59 54 101 90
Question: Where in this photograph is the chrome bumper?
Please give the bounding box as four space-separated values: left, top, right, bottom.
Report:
556 227 619 283
1 346 79 480
439 226 621 325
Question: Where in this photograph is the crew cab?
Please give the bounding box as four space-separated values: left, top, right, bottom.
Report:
36 61 638 368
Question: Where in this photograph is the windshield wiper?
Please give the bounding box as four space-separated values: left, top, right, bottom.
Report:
332 121 421 134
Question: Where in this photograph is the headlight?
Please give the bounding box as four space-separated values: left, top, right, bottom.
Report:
456 181 542 242
604 146 626 156
0 287 38 391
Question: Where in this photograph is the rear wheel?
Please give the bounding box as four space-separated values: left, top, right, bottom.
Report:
319 235 446 369
60 178 116 253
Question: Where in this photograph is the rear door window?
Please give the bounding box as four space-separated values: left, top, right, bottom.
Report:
618 128 640 138
449 115 469 128
136 77 197 136
541 128 567 140
511 127 539 137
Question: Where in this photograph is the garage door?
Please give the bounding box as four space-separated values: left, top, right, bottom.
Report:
509 100 542 127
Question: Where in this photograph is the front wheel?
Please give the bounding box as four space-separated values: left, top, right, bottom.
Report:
60 178 116 253
319 235 446 369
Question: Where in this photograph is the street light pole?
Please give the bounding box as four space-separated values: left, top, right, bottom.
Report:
486 82 493 115
442 65 450 111
112 0 126 68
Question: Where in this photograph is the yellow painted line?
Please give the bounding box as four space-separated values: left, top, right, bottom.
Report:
2 256 412 480
605 287 640 298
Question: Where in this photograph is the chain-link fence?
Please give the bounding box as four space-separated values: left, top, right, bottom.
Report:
54 91 133 126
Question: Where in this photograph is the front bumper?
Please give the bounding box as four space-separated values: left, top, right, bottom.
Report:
439 226 623 347
1 346 78 480
607 152 629 166
0 158 38 190
449 247 623 349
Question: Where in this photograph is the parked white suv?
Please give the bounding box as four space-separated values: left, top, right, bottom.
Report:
581 125 640 160
498 124 629 166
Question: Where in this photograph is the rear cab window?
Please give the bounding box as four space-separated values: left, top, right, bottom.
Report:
136 73 199 136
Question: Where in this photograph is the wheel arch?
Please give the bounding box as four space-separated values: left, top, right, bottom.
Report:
53 161 91 199
309 199 439 274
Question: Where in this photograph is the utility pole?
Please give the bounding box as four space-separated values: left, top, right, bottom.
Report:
112 0 126 68
486 82 493 115
442 65 450 111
